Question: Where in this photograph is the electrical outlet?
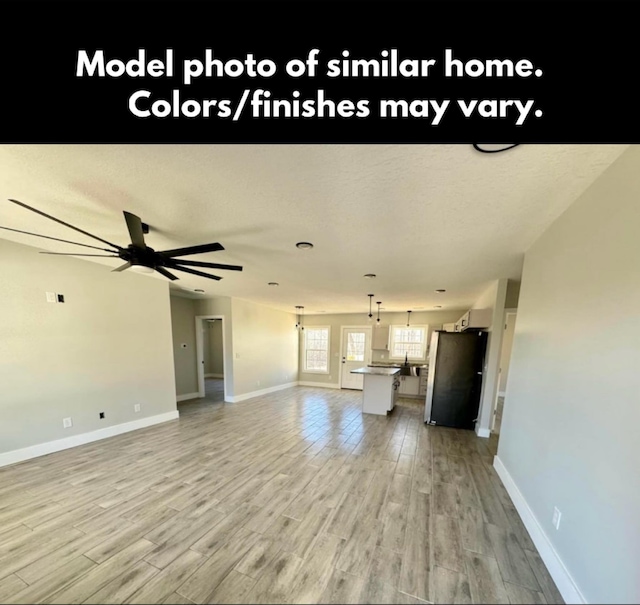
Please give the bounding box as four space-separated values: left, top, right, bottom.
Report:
99 412 105 419
257 380 261 387
46 291 57 303
134 404 141 413
329 375 332 381
381 354 385 359
62 417 72 428
552 506 562 529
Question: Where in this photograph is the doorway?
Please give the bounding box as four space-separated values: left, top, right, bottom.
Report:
195 315 229 403
339 326 372 390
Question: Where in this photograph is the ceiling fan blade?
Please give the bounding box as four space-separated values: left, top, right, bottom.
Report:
8 199 123 250
0 225 119 253
155 266 179 281
39 253 119 257
158 242 224 257
123 211 146 248
170 259 243 271
167 264 222 281
112 262 131 272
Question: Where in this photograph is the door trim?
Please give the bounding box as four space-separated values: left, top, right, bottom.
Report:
338 325 373 389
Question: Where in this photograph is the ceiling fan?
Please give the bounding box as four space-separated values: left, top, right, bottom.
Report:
0 199 243 281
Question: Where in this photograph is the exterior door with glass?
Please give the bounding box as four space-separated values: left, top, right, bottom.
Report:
340 327 372 390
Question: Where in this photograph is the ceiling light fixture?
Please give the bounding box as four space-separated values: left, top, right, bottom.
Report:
268 282 279 286
435 289 446 293
376 301 382 325
363 273 376 279
295 305 305 330
130 264 154 274
367 294 374 322
406 310 412 327
296 242 314 249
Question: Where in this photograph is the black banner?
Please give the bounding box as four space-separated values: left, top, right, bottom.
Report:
1 1 638 143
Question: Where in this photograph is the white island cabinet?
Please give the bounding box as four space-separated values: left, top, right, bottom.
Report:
351 367 400 415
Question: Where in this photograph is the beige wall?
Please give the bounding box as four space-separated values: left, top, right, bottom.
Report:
299 310 463 385
169 296 198 397
195 296 297 400
1 239 177 455
505 279 521 309
230 298 298 396
498 147 640 603
498 311 517 393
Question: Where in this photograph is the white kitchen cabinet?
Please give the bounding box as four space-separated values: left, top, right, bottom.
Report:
398 375 420 396
419 371 429 396
359 372 399 415
372 325 390 350
458 309 492 331
442 323 456 332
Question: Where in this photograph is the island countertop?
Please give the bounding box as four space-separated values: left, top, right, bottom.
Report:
350 367 401 376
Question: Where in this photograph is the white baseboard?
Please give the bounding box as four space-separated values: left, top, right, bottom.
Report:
204 373 224 379
476 427 491 438
493 456 586 604
297 381 341 389
0 411 180 469
228 382 298 403
176 392 200 402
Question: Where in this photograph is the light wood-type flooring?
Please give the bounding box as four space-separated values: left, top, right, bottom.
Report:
0 386 564 604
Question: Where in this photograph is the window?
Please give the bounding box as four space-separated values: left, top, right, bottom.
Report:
389 325 428 360
346 331 366 361
304 327 330 373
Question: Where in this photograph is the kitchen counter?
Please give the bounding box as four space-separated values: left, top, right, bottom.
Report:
351 367 401 376
368 363 428 377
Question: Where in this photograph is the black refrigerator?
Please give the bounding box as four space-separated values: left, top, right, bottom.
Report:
423 330 488 430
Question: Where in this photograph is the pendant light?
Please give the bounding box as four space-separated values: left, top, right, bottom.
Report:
406 310 412 327
376 301 382 326
295 306 305 330
367 294 374 322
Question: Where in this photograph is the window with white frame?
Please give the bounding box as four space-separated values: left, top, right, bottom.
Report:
389 325 428 360
303 327 330 373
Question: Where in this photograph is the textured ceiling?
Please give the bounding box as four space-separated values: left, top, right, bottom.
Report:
0 144 627 313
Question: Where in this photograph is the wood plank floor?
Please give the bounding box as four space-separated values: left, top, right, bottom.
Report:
0 385 564 604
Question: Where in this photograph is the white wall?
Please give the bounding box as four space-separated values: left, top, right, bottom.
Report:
0 239 177 458
497 146 640 604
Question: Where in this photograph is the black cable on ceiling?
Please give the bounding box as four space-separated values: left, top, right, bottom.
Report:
472 143 520 154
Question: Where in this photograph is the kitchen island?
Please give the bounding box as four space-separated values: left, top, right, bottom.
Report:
351 366 401 415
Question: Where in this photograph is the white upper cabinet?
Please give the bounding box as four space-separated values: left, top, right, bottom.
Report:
372 325 390 350
458 309 492 331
